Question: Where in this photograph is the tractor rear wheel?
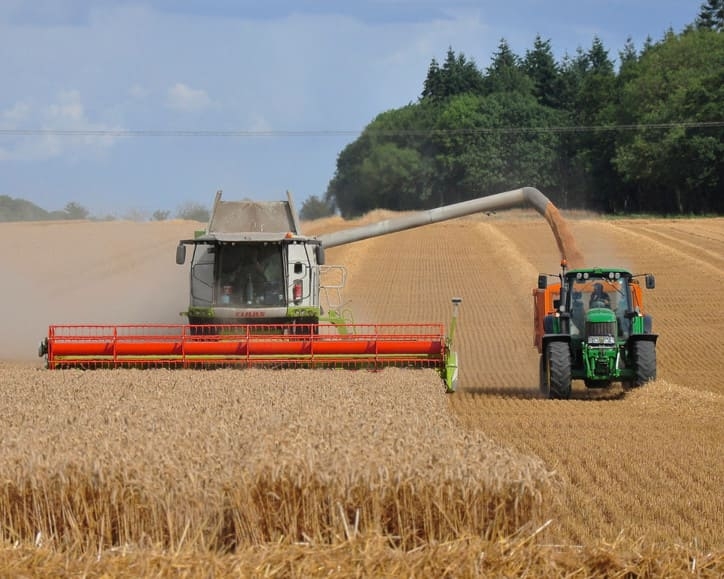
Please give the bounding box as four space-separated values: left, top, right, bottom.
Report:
632 340 656 387
543 342 572 400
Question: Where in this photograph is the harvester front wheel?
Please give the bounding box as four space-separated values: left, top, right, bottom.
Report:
632 340 656 387
543 342 572 400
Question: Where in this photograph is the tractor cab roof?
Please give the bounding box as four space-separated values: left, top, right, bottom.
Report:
566 267 633 280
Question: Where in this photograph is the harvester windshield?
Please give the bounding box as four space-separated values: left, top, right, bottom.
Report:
218 243 284 307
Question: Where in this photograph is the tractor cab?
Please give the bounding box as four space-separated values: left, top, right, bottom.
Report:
565 269 635 340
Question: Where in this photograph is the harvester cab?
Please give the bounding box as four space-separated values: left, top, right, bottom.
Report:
534 262 657 399
175 190 330 328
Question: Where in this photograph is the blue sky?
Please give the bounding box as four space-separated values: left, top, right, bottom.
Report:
0 1 698 217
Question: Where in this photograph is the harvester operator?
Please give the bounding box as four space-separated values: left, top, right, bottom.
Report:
236 246 265 285
226 245 283 304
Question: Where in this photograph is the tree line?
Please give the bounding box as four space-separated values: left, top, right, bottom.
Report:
314 2 724 218
0 196 211 223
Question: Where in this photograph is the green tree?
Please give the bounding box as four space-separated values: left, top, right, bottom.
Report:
559 37 621 210
696 0 724 31
299 195 334 220
421 48 485 101
556 49 592 208
123 208 148 222
64 201 90 220
485 39 533 96
0 195 51 221
619 37 638 67
325 133 374 217
605 37 643 212
152 209 170 221
326 103 438 217
176 202 210 222
523 36 562 108
614 29 724 213
431 92 562 201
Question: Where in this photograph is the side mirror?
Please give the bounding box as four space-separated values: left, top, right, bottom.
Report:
315 244 325 266
176 244 186 265
537 275 547 289
645 274 655 289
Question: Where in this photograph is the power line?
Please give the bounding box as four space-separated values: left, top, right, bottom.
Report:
0 129 355 137
0 121 722 138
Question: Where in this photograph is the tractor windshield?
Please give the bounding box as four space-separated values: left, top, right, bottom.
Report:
566 272 633 336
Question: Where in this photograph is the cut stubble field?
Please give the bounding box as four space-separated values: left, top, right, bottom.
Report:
0 212 722 576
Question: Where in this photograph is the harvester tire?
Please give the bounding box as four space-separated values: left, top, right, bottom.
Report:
632 340 656 387
543 342 572 400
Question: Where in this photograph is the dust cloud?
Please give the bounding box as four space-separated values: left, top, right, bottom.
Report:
0 220 196 362
567 218 635 273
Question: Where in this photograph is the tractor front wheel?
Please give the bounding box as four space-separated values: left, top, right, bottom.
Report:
632 340 656 387
542 342 572 400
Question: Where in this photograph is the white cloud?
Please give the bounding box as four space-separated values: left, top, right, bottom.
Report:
248 113 273 133
128 83 149 99
1 101 31 126
165 82 211 112
0 90 121 161
46 89 84 123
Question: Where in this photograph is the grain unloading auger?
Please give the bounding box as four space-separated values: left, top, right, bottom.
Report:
39 187 573 392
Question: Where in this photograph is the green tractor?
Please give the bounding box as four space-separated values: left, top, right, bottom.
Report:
533 263 657 399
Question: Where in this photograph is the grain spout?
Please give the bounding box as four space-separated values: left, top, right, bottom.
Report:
543 202 584 268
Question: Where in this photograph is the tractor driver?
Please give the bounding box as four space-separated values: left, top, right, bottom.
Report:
589 282 611 309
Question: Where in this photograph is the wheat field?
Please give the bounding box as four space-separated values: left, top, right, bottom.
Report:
0 212 722 576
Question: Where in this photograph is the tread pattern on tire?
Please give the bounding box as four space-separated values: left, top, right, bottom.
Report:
633 340 656 387
546 341 572 400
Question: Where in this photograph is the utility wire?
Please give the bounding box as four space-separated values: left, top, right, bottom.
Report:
0 121 723 138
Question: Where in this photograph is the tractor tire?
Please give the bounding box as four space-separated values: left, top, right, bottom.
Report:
632 340 656 387
543 342 572 400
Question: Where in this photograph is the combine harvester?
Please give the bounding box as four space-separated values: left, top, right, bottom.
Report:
40 187 582 392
